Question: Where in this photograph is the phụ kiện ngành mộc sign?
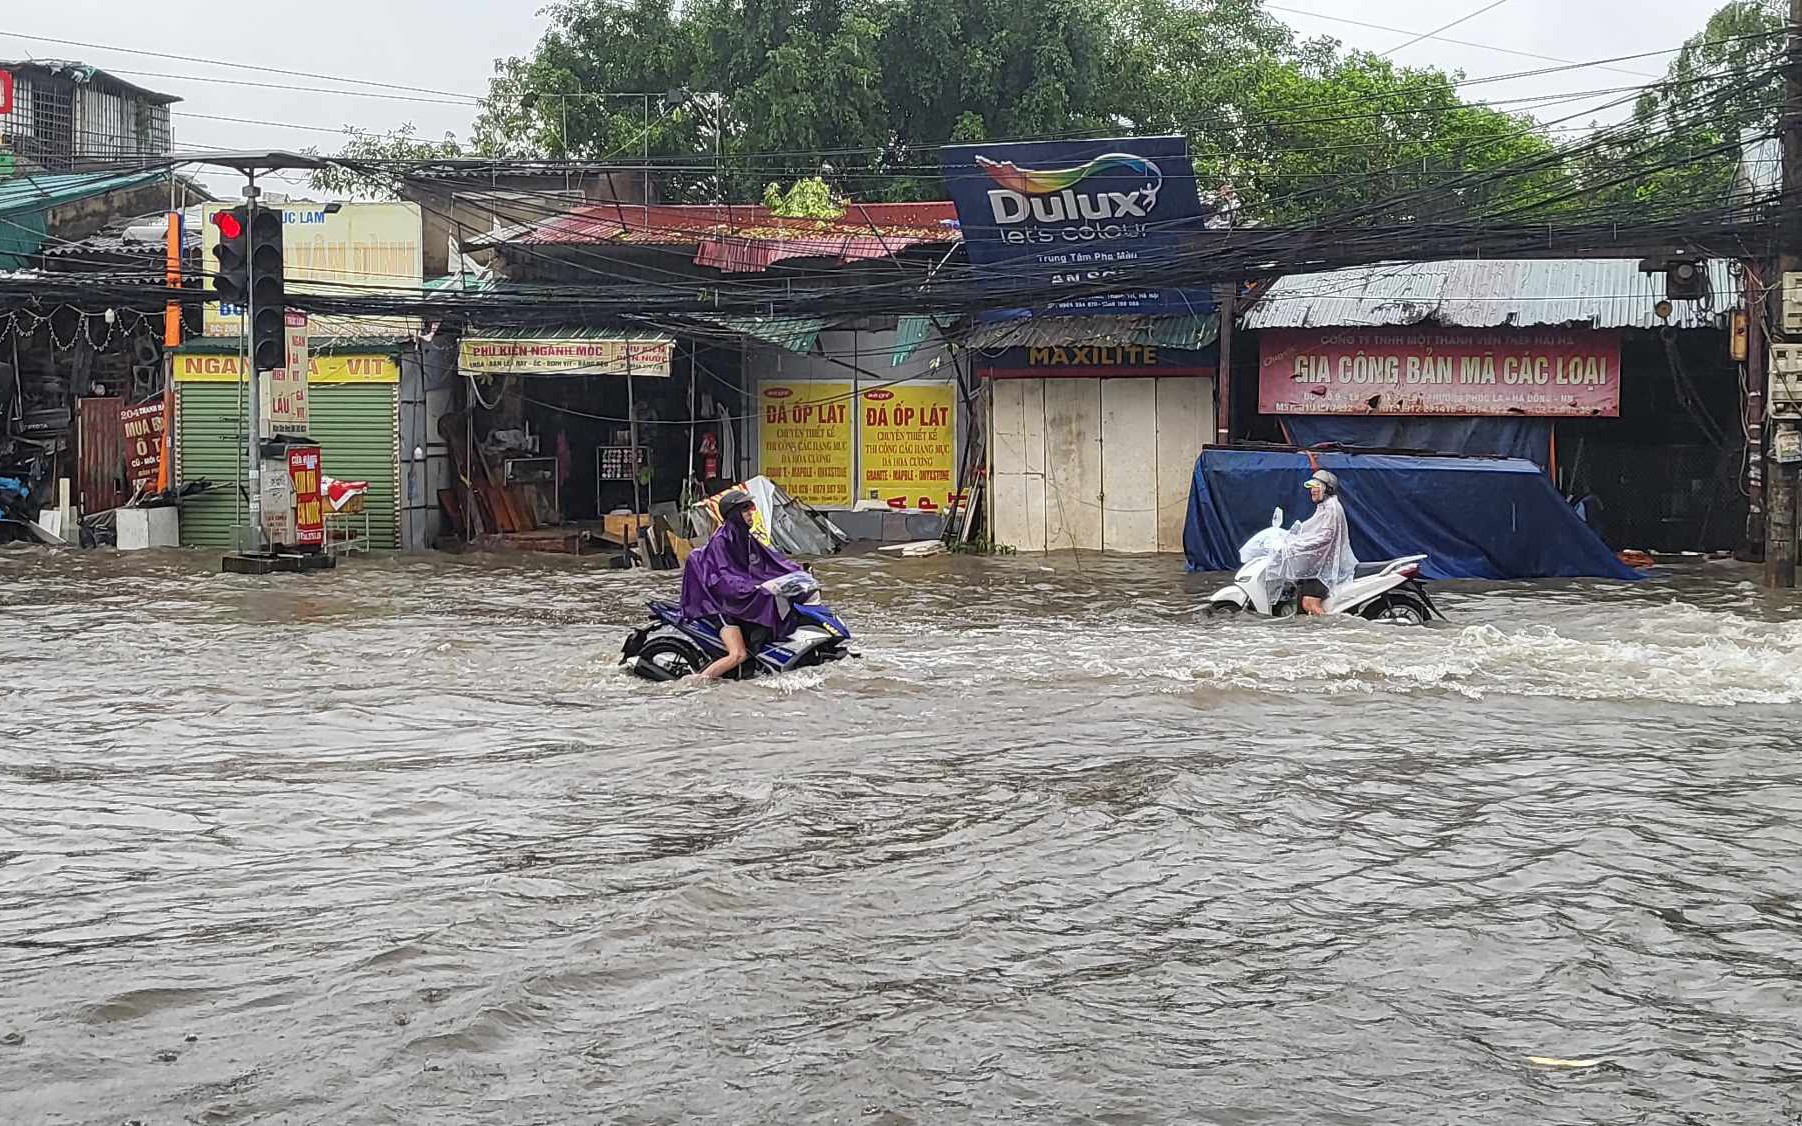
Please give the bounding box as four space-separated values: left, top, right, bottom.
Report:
1257 328 1623 417
459 337 674 377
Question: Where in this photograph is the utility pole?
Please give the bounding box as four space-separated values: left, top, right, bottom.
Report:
1215 282 1236 446
1767 0 1802 587
242 172 265 553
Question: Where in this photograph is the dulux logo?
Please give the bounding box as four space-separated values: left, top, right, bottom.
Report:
975 152 1163 225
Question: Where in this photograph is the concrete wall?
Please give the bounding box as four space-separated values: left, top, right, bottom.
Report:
990 375 1213 554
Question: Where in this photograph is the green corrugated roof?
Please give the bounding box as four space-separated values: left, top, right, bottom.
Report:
0 169 172 269
698 314 826 353
892 313 958 366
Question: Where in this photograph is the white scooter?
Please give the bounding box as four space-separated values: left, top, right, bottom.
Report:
1205 508 1442 624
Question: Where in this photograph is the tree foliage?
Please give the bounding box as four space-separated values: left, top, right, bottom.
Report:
1567 0 1786 213
312 0 1775 222
763 176 843 218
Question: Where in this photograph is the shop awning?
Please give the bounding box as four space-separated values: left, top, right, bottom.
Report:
962 313 1219 352
459 327 674 377
696 314 827 353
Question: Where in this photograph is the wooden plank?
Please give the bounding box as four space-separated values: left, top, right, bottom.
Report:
1101 378 1159 553
1042 378 1102 552
1155 376 1214 554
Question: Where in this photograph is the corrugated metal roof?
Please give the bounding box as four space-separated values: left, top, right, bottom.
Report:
476 201 960 274
697 314 827 353
461 326 673 344
41 209 204 259
0 170 172 216
0 170 174 269
965 313 1220 351
0 59 182 105
1241 259 1740 332
422 271 496 293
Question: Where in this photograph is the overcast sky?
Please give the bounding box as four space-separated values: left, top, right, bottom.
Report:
0 0 1737 198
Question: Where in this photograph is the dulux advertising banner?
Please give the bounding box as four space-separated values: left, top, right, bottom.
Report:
941 135 1214 318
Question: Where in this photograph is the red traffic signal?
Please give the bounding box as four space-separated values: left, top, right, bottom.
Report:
210 206 251 306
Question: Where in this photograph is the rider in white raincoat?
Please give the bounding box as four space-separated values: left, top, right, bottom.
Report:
1276 470 1358 615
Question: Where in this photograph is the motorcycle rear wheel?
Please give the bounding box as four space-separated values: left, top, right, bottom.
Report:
1360 593 1429 625
632 636 710 680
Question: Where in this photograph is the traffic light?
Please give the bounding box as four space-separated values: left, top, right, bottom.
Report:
247 209 286 371
1665 259 1706 302
209 206 249 305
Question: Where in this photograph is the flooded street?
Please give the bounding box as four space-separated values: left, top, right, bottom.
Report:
3 548 1802 1125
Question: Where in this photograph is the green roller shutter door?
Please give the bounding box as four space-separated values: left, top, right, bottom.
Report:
308 383 399 550
175 383 250 548
175 378 398 550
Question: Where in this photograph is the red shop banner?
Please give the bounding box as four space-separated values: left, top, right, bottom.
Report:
288 447 325 547
1258 327 1622 417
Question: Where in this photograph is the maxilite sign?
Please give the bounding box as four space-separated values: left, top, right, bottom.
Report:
941 135 1213 317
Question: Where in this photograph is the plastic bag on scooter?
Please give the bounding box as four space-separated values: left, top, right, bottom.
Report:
1239 525 1289 565
761 570 820 618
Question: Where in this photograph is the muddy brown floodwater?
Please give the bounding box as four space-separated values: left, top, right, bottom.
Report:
3 547 1802 1125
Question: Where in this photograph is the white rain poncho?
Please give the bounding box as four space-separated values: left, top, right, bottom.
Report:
1279 495 1359 591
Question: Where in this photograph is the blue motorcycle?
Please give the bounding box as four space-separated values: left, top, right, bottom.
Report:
621 572 856 681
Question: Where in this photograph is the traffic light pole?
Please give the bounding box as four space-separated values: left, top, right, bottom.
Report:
242 172 265 553
1768 0 1802 587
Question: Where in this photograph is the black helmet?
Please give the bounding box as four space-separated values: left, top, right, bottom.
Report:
1305 469 1340 496
716 488 754 521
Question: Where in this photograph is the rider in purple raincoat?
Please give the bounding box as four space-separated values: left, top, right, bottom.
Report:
679 488 802 679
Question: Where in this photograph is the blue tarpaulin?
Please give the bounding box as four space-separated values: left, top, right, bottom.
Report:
1183 449 1641 581
1280 416 1553 470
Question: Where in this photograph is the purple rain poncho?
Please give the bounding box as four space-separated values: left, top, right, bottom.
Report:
678 516 803 632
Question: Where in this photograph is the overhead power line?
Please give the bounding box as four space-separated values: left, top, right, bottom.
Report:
0 27 485 101
1265 4 1665 78
1379 0 1516 58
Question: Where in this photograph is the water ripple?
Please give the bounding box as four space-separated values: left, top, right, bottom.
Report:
2 547 1801 1124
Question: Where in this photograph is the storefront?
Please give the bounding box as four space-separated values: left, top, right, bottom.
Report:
455 328 686 527
746 321 967 537
1242 260 1746 553
172 347 402 549
974 317 1218 554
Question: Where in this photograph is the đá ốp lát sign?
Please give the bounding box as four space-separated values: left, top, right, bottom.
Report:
1258 328 1622 417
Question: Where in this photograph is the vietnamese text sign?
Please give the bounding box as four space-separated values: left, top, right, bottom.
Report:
259 311 311 437
858 384 956 508
459 337 674 378
757 382 853 507
176 353 398 383
980 342 1216 380
201 201 422 338
121 398 167 493
941 135 1212 317
289 447 324 547
1258 328 1623 417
